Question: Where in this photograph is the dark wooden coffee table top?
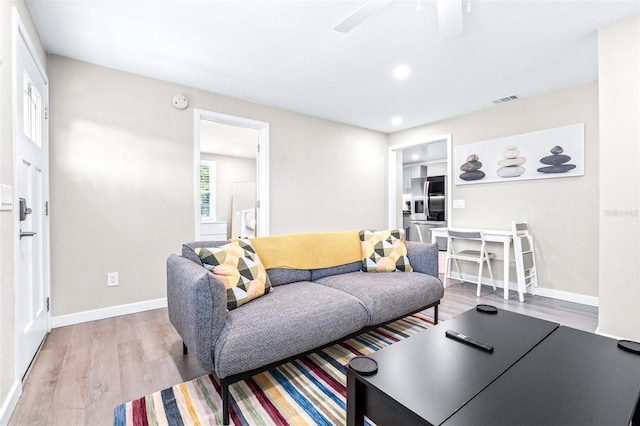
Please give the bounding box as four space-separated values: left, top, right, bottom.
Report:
443 326 640 425
347 308 559 426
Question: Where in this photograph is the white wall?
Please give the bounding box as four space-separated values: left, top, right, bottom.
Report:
389 82 600 301
597 15 640 340
0 1 47 420
47 55 388 317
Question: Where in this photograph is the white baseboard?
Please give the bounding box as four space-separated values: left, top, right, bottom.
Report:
534 287 599 307
446 272 599 307
594 328 624 339
0 380 21 426
51 298 168 328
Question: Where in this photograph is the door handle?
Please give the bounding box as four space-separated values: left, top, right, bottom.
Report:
19 198 32 221
20 231 37 239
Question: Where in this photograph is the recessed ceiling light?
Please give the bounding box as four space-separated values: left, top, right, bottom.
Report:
412 154 419 160
391 116 403 126
393 65 411 80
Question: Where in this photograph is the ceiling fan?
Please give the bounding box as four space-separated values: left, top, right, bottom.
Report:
334 0 466 40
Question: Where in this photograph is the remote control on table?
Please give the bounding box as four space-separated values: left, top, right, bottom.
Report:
445 330 494 353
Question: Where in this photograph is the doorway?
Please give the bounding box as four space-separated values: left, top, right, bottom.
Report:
13 8 51 380
194 110 269 240
388 134 452 236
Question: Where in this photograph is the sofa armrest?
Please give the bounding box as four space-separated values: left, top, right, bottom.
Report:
405 241 439 277
167 254 227 372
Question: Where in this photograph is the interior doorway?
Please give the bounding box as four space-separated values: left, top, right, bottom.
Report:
194 110 269 240
387 134 452 237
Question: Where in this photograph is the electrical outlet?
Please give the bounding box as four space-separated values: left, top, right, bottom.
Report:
107 272 119 287
453 199 466 209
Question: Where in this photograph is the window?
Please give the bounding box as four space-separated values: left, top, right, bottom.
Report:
23 71 42 147
200 160 216 222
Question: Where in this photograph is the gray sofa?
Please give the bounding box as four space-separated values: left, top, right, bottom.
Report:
167 239 444 425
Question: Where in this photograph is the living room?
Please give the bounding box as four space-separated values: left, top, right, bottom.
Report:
1 0 639 424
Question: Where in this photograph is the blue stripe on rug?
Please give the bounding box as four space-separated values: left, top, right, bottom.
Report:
348 334 383 353
161 387 184 426
229 392 249 426
290 359 345 409
269 367 334 426
316 349 348 374
113 403 126 426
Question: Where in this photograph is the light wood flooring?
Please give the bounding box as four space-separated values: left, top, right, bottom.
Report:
9 267 597 425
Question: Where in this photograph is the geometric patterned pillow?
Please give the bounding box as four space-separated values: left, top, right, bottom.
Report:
195 239 272 310
359 229 413 273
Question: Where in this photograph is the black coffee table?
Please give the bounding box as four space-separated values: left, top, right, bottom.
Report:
346 307 640 426
443 326 640 425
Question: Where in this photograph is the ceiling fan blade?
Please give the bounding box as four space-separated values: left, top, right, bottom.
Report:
334 0 395 33
437 0 464 40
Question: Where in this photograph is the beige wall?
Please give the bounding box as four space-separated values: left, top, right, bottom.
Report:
389 82 600 299
0 0 46 417
598 15 640 340
47 55 388 316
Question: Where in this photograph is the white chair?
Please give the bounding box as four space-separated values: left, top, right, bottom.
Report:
512 221 538 302
444 229 496 296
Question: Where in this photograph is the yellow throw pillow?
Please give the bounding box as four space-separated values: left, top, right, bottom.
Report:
195 239 272 310
360 229 413 272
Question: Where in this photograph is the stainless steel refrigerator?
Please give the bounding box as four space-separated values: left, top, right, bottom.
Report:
408 175 447 249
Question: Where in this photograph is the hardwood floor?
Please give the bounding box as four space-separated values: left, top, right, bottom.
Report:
9 272 597 425
438 281 598 332
9 309 209 426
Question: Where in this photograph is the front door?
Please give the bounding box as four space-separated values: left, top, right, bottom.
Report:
14 12 50 379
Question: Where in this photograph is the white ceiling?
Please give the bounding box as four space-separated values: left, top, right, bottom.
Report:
200 119 258 159
26 0 639 133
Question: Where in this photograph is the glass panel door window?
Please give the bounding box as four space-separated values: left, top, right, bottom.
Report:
23 70 42 148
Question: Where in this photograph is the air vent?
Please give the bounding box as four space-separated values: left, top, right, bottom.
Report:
492 94 520 104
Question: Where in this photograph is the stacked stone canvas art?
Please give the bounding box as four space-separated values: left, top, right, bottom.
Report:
455 123 584 185
459 154 486 181
496 145 526 178
537 145 576 173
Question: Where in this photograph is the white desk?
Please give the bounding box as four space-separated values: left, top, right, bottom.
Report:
431 227 517 301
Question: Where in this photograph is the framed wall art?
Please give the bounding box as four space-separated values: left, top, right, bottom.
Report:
455 123 584 185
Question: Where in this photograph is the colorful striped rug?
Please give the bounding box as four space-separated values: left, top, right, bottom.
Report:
114 312 435 425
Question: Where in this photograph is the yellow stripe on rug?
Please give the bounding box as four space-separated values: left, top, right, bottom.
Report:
249 230 362 270
178 382 201 426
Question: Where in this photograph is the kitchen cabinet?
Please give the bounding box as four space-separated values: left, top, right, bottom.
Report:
402 165 428 193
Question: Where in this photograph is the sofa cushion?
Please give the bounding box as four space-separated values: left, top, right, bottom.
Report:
266 268 312 286
310 261 362 281
195 239 272 310
315 271 443 325
359 229 413 272
213 281 369 378
405 241 439 276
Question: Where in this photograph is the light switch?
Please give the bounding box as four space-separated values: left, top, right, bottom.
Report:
0 184 13 211
453 199 465 209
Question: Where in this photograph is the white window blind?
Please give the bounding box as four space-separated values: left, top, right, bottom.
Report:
200 160 216 222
